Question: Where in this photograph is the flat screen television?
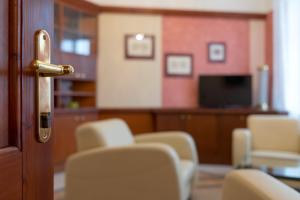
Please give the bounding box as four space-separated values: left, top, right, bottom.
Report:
199 75 252 108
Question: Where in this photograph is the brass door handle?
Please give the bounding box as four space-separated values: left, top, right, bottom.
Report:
34 30 74 143
34 60 74 77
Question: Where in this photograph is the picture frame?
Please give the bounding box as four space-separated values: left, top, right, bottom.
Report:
208 42 226 63
165 53 193 77
125 34 155 59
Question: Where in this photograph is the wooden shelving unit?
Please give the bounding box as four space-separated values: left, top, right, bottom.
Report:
53 0 98 110
54 91 96 97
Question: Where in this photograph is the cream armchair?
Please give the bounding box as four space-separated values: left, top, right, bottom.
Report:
65 119 198 200
232 115 300 168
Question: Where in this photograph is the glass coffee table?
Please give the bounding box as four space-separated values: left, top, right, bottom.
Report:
265 167 300 191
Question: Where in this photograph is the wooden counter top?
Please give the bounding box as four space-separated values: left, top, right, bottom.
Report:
54 107 287 115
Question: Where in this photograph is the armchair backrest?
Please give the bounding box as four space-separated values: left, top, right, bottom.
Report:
75 119 134 152
248 115 300 152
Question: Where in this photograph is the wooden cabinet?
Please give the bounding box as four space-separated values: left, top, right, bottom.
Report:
54 0 98 109
156 114 185 131
53 108 286 168
53 111 97 165
186 115 219 163
218 114 247 163
155 109 285 164
99 110 155 134
156 113 220 163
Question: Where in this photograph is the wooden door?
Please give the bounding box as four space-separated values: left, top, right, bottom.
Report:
0 0 54 199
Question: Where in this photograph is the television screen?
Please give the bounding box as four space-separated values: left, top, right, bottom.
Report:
199 75 252 108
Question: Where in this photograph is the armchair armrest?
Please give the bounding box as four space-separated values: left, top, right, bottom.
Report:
65 143 183 200
232 129 252 167
134 131 198 164
223 170 300 200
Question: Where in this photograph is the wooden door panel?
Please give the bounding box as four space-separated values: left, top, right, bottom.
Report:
156 114 185 131
0 0 54 199
81 113 98 122
218 114 247 164
22 0 54 199
99 112 154 134
0 0 9 148
0 0 23 199
185 114 219 163
0 148 22 200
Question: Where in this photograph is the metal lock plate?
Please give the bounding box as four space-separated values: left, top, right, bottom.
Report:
35 30 52 143
34 30 74 143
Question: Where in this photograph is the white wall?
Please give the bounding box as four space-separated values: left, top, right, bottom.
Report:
249 20 266 107
88 0 273 14
97 13 162 108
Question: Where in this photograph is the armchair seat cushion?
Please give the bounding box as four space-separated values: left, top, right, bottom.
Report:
180 160 195 186
251 150 300 167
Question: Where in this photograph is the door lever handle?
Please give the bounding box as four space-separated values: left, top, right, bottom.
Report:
34 60 74 77
34 29 75 143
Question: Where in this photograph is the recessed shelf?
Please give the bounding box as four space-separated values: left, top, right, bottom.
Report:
54 91 95 97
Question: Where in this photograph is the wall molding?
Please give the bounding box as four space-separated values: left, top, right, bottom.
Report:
97 5 267 19
63 0 268 19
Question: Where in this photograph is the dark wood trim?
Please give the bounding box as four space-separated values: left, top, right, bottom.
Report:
9 0 22 148
0 0 9 148
97 5 267 19
165 53 194 77
125 34 155 60
152 108 287 115
207 42 227 63
56 0 99 14
55 107 288 115
56 0 268 20
99 108 287 115
54 107 99 114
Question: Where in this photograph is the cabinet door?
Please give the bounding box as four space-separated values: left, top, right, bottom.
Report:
218 114 247 164
53 114 77 164
156 114 186 131
185 114 219 163
99 112 154 134
80 112 97 122
53 112 98 165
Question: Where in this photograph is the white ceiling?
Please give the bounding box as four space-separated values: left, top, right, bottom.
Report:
87 0 273 14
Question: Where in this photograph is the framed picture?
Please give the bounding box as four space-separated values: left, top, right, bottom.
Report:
165 53 193 77
125 34 155 59
208 42 226 63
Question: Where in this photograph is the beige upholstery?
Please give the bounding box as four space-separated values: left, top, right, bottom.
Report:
76 119 133 151
66 119 198 200
223 169 300 200
135 132 198 164
232 115 300 168
249 115 300 152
